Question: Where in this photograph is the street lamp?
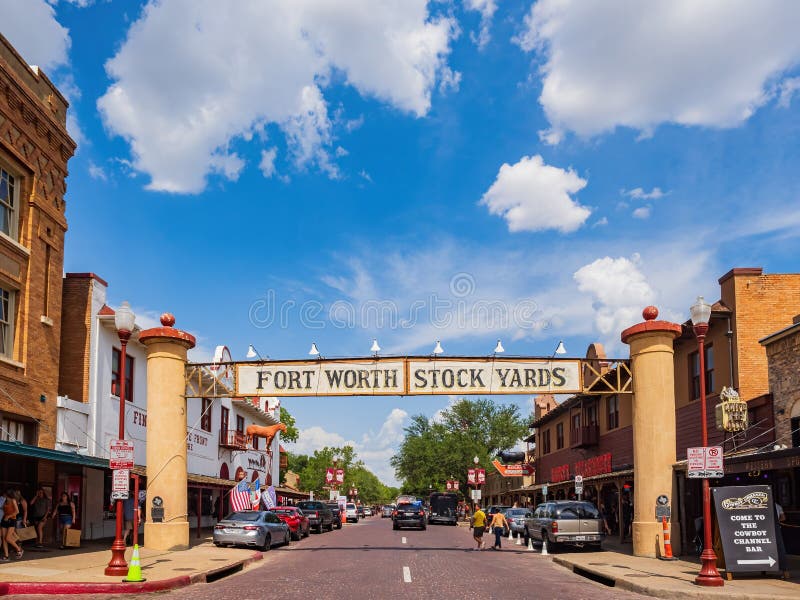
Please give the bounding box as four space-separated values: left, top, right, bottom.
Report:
105 301 135 576
690 296 724 587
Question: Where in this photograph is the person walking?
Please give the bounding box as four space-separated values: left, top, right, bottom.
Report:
50 492 76 549
1 488 23 560
470 505 487 551
28 488 49 547
489 510 510 550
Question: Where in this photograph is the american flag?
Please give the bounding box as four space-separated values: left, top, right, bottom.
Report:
230 480 251 512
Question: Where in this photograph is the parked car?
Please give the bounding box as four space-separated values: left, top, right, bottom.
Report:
357 505 366 519
364 507 373 517
213 510 291 551
524 501 605 549
485 505 512 521
296 500 335 533
504 507 533 537
381 505 394 518
345 502 359 523
326 503 343 529
392 502 426 530
272 506 310 540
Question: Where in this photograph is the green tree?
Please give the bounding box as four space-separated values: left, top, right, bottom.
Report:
279 406 299 443
391 398 528 495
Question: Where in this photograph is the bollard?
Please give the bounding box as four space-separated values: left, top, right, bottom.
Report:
659 517 677 561
122 544 146 582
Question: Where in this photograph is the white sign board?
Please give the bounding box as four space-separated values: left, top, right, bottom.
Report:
329 489 338 501
236 358 582 396
111 469 130 500
687 446 724 479
109 440 134 470
575 475 583 484
471 489 482 500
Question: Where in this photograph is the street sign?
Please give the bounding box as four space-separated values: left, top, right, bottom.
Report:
713 485 782 574
111 469 130 500
575 483 583 496
471 489 482 500
542 484 548 496
574 475 583 484
110 440 134 470
329 489 338 501
687 446 724 478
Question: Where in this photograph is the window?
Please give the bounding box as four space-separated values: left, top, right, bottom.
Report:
235 415 245 434
0 167 18 239
252 433 259 450
220 406 229 432
607 395 619 430
689 345 715 400
111 348 134 402
200 398 212 432
541 429 551 454
0 286 14 357
585 403 598 426
0 417 33 444
572 412 580 432
42 244 51 317
556 423 564 449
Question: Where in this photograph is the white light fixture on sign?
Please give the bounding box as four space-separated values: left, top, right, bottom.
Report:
554 340 567 356
246 345 257 358
309 343 320 357
433 340 444 355
370 339 381 354
494 340 505 354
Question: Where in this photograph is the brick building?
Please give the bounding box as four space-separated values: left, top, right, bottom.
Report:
0 34 80 496
528 267 800 553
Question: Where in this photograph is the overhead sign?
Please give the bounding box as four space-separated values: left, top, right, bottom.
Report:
110 440 134 470
236 357 582 396
713 486 782 574
111 469 130 500
688 446 724 479
492 459 534 477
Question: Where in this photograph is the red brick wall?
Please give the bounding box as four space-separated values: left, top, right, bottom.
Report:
58 275 93 403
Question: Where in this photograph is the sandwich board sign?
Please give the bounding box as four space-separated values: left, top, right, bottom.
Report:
712 485 782 574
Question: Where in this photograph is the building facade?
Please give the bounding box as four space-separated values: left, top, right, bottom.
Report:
0 33 77 502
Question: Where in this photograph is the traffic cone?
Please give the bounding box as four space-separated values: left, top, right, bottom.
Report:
541 539 549 555
515 533 523 546
507 527 512 540
123 544 146 582
527 537 534 551
659 517 677 561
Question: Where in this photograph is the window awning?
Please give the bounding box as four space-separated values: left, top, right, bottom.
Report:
0 440 110 469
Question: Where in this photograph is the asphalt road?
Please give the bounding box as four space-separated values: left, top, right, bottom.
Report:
72 518 648 600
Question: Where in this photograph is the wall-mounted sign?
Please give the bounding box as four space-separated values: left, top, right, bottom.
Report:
236 357 582 396
713 485 782 573
551 464 570 483
574 453 612 478
492 459 534 477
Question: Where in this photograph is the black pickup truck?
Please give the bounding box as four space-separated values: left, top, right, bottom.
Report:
296 501 334 533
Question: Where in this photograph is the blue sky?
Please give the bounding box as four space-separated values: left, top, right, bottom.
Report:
4 0 800 486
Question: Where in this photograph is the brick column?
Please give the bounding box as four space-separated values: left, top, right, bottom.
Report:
139 313 195 551
622 306 681 558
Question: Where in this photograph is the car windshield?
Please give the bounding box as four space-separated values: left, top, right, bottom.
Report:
347 504 356 510
397 503 416 510
225 511 261 522
298 502 323 510
506 509 528 516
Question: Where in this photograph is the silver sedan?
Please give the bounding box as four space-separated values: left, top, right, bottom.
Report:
213 510 291 551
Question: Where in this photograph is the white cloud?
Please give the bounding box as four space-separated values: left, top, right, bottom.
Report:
624 187 666 200
290 426 353 455
2 0 70 70
516 0 800 141
592 217 608 227
88 161 107 181
465 0 497 50
632 206 651 219
208 152 245 182
259 148 278 179
97 0 457 193
573 255 656 338
479 155 590 233
778 77 800 108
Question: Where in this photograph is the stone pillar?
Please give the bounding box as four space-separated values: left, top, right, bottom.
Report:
621 306 681 558
139 313 196 551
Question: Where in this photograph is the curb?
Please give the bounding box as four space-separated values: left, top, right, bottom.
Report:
551 556 797 600
0 551 263 596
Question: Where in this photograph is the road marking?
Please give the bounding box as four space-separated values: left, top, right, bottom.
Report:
402 537 407 544
403 566 412 583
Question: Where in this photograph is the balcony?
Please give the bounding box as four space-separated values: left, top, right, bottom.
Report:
571 424 599 448
219 429 248 450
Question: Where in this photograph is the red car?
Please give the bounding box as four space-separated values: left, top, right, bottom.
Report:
272 507 310 541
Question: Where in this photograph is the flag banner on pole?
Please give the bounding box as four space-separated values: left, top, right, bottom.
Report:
230 480 251 512
252 479 261 509
263 485 277 509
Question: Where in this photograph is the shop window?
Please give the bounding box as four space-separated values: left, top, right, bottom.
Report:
556 423 564 449
541 429 551 454
111 348 134 402
200 398 212 432
689 345 714 400
0 167 18 240
0 285 15 358
607 395 619 430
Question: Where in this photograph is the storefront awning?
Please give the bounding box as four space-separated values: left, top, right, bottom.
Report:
0 440 110 469
525 468 634 492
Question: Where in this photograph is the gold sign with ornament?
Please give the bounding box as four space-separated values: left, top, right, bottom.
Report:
715 386 748 432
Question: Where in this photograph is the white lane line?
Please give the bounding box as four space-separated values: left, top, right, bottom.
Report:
402 536 407 544
403 566 412 583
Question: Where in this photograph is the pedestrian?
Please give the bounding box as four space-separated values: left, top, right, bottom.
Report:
621 496 632 542
1 488 23 560
28 488 49 547
470 505 487 550
50 492 76 549
488 510 510 550
13 490 27 529
599 502 611 536
122 496 136 545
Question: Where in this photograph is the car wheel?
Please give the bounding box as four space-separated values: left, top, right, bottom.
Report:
284 531 291 546
291 529 300 541
261 533 271 552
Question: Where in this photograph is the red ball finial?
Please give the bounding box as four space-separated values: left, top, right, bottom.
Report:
160 313 176 327
642 306 658 321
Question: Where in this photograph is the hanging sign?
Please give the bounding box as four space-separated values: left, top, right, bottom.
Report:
713 486 782 573
467 469 476 485
325 468 335 484
492 459 534 477
335 468 345 484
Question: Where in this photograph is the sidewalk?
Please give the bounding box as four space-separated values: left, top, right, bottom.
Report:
0 532 262 596
550 537 800 600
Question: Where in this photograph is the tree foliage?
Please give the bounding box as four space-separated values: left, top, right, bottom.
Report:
279 406 299 443
390 398 528 496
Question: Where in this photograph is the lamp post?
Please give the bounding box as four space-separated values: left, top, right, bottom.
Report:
690 296 724 587
105 301 135 576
